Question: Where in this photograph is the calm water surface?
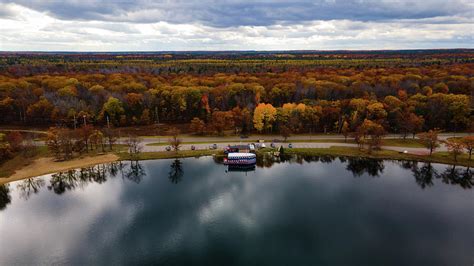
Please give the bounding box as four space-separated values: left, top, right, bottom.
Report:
0 156 473 265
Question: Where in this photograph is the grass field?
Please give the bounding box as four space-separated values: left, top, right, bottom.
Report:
147 140 260 146
287 138 424 148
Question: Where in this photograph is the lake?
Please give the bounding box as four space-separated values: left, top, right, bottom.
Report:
0 156 473 265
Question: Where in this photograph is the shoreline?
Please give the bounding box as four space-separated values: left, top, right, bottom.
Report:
1 147 471 185
284 147 473 168
0 154 119 185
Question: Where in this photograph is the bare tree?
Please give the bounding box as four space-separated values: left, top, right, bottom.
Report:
461 136 474 161
103 128 118 151
168 127 182 153
444 139 465 162
22 135 38 158
417 129 441 156
46 127 74 161
89 130 105 152
80 125 94 152
279 125 291 142
125 135 143 160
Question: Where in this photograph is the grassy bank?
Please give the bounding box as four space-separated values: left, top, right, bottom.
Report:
119 145 472 167
284 138 424 148
284 147 473 167
147 140 257 146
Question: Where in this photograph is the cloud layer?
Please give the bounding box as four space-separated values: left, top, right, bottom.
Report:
0 0 473 51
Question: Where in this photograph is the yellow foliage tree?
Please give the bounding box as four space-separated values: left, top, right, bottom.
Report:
253 103 277 133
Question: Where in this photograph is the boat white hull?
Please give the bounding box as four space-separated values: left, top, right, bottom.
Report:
223 158 257 165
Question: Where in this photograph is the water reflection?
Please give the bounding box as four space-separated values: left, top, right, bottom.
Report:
122 160 146 184
258 153 339 168
226 165 256 173
258 153 471 184
412 163 437 189
38 161 146 195
258 153 387 177
0 157 473 265
0 184 11 210
404 162 473 189
438 166 473 189
48 170 78 194
168 159 184 184
346 157 385 177
16 178 45 200
80 164 108 184
0 157 472 212
109 162 120 177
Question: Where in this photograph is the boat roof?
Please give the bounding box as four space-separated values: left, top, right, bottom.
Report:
228 152 256 158
228 145 249 149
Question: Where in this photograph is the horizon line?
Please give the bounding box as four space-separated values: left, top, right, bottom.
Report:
1 48 473 53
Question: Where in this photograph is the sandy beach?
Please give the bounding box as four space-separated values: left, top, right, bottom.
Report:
0 154 119 185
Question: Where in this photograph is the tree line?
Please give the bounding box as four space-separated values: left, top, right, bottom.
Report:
0 62 472 135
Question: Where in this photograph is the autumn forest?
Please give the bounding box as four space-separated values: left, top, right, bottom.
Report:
0 50 473 138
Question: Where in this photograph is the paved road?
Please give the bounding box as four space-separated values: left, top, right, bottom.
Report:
35 132 469 154
135 133 469 154
136 133 467 143
140 141 444 155
134 133 467 145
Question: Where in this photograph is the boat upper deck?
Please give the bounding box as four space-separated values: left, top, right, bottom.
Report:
227 153 256 159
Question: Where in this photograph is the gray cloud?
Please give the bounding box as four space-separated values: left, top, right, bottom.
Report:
2 0 473 27
0 0 472 51
0 1 16 18
42 21 140 34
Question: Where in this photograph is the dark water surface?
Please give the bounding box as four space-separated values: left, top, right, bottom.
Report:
0 156 473 265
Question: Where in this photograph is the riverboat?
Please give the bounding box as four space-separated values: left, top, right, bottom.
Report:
223 152 257 165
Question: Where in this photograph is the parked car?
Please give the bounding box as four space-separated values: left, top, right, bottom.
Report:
209 143 218 149
249 144 256 151
224 145 239 154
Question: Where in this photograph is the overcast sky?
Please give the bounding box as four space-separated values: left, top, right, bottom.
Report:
0 0 473 51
